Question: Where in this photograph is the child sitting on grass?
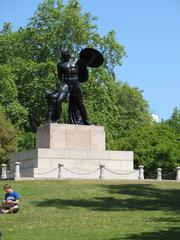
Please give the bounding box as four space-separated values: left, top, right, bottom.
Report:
0 184 20 214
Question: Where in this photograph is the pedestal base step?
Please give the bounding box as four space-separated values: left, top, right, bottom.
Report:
10 148 138 180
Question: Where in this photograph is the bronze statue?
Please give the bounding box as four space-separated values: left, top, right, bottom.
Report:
45 48 104 125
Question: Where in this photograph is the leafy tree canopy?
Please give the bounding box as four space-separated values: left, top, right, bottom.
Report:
0 0 178 175
0 0 151 144
0 104 17 164
117 121 180 176
166 107 180 135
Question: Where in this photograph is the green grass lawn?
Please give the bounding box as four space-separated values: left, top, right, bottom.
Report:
0 179 180 240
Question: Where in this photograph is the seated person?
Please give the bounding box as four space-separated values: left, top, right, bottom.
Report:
0 184 20 214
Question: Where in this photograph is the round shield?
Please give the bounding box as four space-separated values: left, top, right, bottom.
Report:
79 48 104 68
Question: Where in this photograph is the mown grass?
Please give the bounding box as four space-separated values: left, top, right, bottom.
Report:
0 179 180 240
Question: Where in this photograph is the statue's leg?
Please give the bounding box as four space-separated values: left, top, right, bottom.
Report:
58 84 69 102
74 83 89 125
57 84 69 123
45 106 53 124
55 101 62 123
45 96 53 124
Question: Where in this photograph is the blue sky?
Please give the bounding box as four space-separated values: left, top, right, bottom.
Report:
0 0 179 120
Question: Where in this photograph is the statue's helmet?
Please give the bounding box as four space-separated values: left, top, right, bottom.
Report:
61 48 71 60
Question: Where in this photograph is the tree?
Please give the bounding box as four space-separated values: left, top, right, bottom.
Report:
117 122 180 177
167 107 180 134
82 69 152 148
0 0 126 131
0 64 28 128
0 0 152 151
17 131 35 152
0 105 17 165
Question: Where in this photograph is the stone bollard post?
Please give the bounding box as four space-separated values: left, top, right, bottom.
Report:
58 163 64 179
14 162 21 180
99 165 105 179
157 168 162 181
138 165 144 180
176 167 180 181
1 163 7 179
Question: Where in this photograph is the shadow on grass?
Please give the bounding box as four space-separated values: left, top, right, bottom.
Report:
103 183 180 212
33 184 180 212
110 227 180 240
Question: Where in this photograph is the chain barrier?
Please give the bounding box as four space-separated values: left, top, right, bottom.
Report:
162 170 176 179
20 166 58 175
62 166 100 175
144 170 155 179
104 167 138 175
16 165 178 180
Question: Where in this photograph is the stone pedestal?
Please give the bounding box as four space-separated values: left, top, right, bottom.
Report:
36 124 105 151
10 124 138 180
